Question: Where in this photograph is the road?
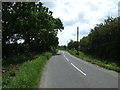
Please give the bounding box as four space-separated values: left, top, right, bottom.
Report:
39 50 118 88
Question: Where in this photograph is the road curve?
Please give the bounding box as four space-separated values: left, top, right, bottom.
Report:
39 50 118 88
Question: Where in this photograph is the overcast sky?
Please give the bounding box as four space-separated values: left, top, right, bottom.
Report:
41 0 119 46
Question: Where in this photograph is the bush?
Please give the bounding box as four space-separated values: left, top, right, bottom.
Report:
3 52 36 67
51 46 57 55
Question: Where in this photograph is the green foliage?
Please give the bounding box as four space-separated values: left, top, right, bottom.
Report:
68 40 80 50
51 46 58 55
2 2 64 58
58 45 67 50
80 17 120 65
3 52 36 67
2 52 52 88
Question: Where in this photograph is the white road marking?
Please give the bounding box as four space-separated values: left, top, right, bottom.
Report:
71 63 87 76
63 52 69 62
63 51 86 76
64 56 69 61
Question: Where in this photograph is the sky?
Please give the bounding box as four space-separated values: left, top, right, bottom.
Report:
41 0 119 46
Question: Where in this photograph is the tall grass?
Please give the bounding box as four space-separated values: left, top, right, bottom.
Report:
62 49 120 72
2 52 52 88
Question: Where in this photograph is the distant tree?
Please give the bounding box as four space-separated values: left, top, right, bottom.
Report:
68 40 74 49
68 40 80 50
63 45 67 49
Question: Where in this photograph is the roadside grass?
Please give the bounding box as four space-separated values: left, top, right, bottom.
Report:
61 49 120 72
2 52 52 88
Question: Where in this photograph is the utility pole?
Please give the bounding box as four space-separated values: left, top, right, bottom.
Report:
77 27 79 43
77 27 79 55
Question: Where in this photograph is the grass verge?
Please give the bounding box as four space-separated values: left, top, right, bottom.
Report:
2 52 52 88
61 49 120 72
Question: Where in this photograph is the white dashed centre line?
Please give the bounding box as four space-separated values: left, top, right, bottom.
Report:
71 63 87 76
63 51 86 76
63 52 69 62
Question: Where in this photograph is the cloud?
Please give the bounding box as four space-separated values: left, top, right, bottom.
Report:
71 33 76 36
85 1 99 11
78 13 89 24
118 1 120 16
64 18 78 26
63 12 89 26
42 2 56 9
42 0 118 45
80 29 90 36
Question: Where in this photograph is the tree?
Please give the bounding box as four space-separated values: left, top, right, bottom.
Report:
2 2 64 58
80 16 120 63
68 40 80 50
